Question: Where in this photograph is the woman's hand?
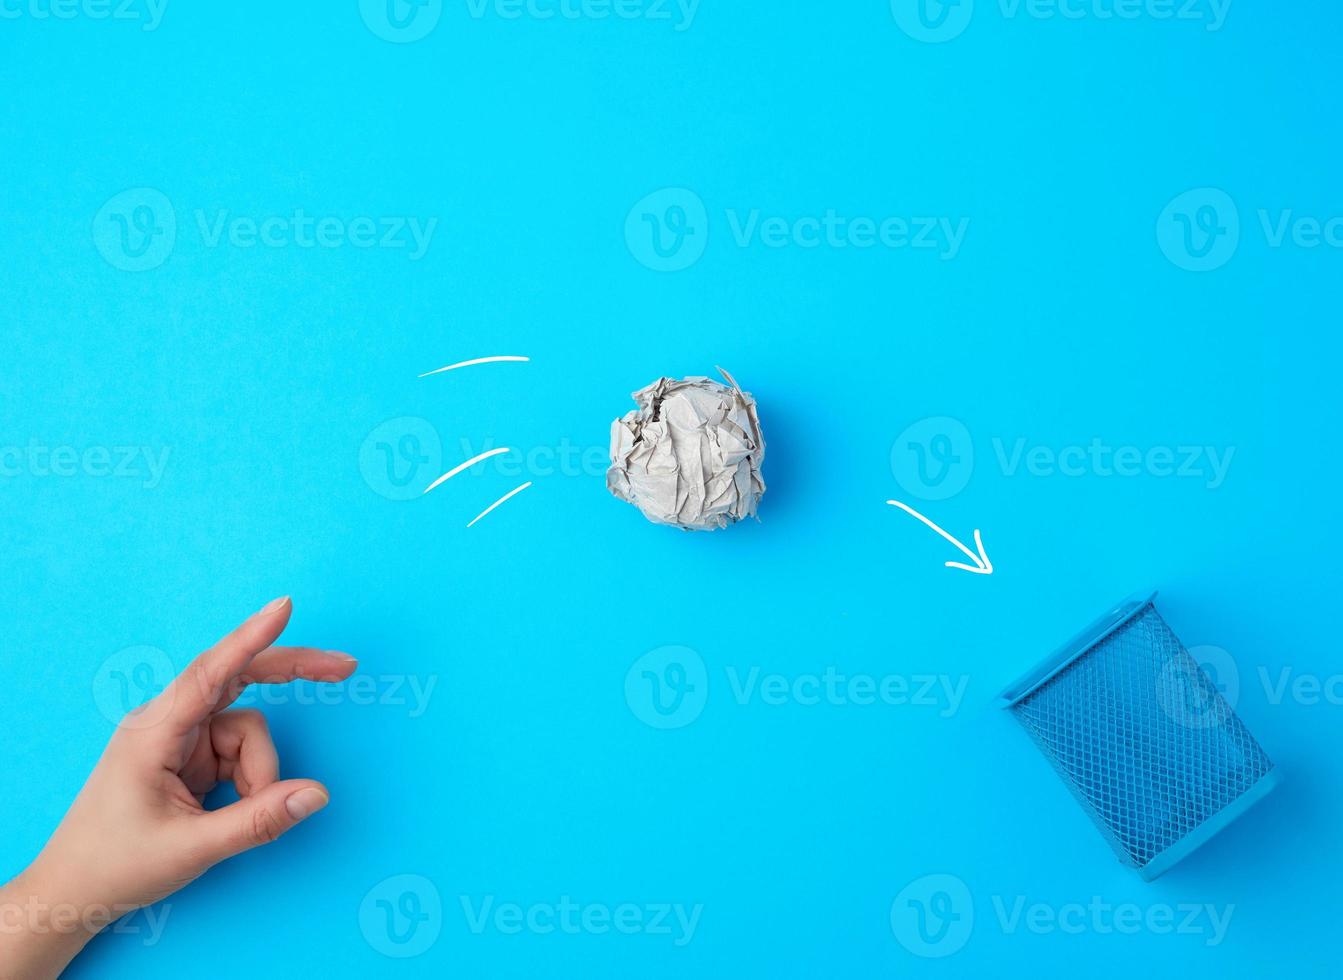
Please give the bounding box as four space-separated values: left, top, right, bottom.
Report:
0 596 356 979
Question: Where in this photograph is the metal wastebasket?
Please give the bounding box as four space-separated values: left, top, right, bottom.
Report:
1000 592 1279 880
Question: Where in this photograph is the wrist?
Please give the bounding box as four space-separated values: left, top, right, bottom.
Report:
1 865 104 978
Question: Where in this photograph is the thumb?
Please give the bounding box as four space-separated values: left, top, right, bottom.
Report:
192 779 330 864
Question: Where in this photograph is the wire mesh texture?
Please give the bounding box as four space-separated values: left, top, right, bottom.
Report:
1007 599 1275 878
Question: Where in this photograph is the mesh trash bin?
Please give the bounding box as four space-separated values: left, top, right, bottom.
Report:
999 592 1279 880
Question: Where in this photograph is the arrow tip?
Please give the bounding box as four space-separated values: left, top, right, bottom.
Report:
944 530 992 575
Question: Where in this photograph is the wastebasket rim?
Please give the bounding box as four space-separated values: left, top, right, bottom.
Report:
998 590 1158 707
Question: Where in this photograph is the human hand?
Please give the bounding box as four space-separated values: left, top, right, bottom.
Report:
0 596 356 979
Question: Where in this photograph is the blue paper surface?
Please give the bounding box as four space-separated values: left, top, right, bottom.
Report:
1 3 1339 976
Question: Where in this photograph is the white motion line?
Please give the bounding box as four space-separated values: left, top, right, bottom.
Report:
418 356 530 378
423 448 512 495
467 482 533 528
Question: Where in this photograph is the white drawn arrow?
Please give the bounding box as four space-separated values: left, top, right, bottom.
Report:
885 499 993 575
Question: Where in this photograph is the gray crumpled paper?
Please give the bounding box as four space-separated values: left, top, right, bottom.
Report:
607 368 766 531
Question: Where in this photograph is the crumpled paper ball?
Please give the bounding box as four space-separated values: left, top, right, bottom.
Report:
607 368 766 531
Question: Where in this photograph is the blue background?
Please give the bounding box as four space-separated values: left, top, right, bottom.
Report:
1 1 1339 976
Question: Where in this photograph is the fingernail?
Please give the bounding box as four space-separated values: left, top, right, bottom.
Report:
323 650 357 662
259 595 290 616
285 788 329 821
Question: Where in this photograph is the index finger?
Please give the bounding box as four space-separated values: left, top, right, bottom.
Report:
156 596 294 733
214 645 358 712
